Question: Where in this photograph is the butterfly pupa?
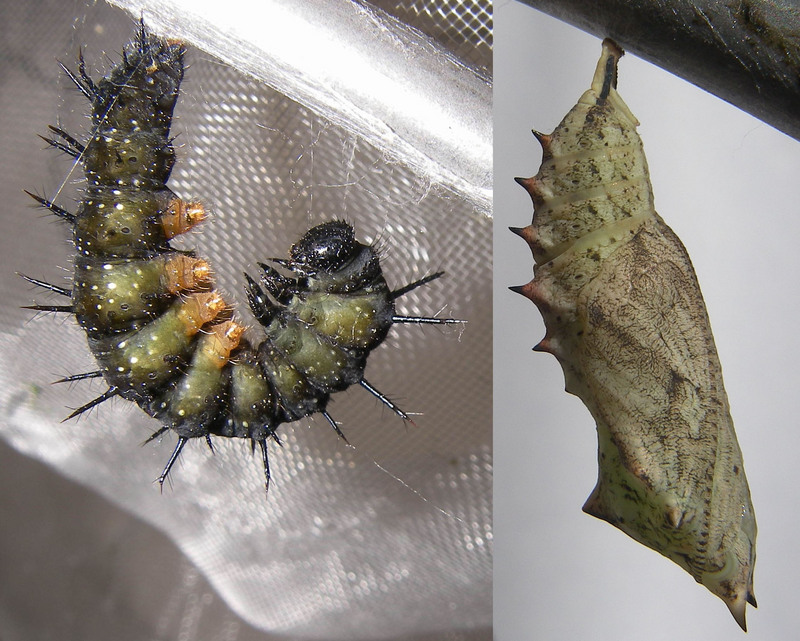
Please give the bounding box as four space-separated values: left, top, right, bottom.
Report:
511 39 757 630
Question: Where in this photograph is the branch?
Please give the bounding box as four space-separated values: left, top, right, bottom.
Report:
523 0 800 142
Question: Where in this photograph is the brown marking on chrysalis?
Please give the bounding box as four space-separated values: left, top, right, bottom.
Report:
512 39 756 631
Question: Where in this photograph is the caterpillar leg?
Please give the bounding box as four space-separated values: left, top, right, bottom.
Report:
243 263 299 326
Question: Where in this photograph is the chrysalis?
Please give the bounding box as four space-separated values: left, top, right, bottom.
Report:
511 39 757 630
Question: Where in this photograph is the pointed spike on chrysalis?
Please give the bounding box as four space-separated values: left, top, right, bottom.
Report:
514 176 532 189
508 280 546 306
513 175 545 205
531 129 552 152
508 224 537 249
746 591 758 608
725 593 748 632
581 488 607 521
532 337 556 355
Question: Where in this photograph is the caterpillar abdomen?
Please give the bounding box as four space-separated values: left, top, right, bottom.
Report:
25 24 461 492
512 40 756 629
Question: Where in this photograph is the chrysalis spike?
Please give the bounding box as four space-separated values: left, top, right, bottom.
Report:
62 387 119 421
53 370 103 384
17 272 72 297
359 378 414 424
508 224 537 248
531 129 552 151
321 409 349 444
23 190 76 224
257 439 271 495
727 596 748 632
156 437 188 491
390 271 444 300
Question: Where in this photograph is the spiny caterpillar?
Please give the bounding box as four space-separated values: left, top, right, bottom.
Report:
21 23 462 493
511 39 756 629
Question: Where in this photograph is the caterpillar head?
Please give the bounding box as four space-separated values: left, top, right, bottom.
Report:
289 221 383 293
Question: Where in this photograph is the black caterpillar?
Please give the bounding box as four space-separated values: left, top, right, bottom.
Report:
21 23 462 492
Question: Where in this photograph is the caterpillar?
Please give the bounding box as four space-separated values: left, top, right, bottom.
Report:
21 23 462 493
511 39 757 630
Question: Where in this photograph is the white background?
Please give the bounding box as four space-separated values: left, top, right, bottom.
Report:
495 2 800 639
